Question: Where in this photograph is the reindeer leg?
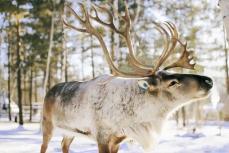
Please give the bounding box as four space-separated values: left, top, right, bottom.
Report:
98 143 120 153
61 136 74 153
108 135 126 153
98 135 126 153
98 143 110 153
40 119 53 153
40 100 55 153
109 143 119 153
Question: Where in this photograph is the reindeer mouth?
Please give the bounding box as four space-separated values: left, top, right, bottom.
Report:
193 77 213 99
195 84 213 99
193 91 210 100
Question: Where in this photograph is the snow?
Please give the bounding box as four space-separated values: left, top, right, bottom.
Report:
0 121 229 153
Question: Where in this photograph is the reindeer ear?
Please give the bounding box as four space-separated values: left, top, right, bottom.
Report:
138 80 158 93
138 80 149 92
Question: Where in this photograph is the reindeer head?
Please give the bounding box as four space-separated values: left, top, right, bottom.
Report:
138 71 213 104
63 2 213 102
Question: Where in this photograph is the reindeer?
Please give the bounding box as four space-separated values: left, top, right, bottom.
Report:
40 2 213 153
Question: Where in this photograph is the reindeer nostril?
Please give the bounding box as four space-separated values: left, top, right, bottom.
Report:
205 79 213 88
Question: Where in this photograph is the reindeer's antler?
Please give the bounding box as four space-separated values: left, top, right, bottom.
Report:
63 2 195 77
164 40 195 70
63 3 149 77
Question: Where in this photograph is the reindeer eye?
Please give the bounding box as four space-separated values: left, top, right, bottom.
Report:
169 80 178 87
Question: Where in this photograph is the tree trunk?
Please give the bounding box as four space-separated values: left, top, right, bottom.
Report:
34 71 38 102
181 107 186 127
110 0 119 74
64 46 68 82
90 35 95 78
62 16 68 82
60 47 64 81
47 66 51 90
23 67 27 105
175 111 179 126
219 0 229 41
219 0 229 93
224 29 229 94
7 28 11 121
132 0 141 53
16 11 23 125
29 68 33 122
43 11 55 94
81 37 85 80
60 50 67 82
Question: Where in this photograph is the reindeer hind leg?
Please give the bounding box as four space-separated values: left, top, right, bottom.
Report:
40 118 54 153
40 99 55 153
61 136 74 153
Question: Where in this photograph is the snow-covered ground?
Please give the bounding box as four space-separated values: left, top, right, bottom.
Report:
0 121 229 153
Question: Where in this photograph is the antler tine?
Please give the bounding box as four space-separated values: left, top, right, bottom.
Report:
90 5 109 26
121 1 161 72
65 3 85 23
90 1 155 73
164 40 196 70
64 2 194 78
63 19 88 33
160 21 179 62
150 21 179 74
64 3 154 77
89 1 174 75
160 22 196 70
90 4 122 34
123 1 131 28
63 4 89 33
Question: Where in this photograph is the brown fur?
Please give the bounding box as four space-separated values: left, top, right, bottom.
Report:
57 125 91 135
40 72 212 153
98 144 110 153
40 98 55 153
61 136 74 153
98 135 126 153
40 97 126 153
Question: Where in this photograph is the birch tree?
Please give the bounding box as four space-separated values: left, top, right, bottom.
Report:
219 0 229 93
43 13 54 95
219 0 229 42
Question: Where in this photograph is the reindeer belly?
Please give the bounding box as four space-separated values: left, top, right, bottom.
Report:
52 100 97 139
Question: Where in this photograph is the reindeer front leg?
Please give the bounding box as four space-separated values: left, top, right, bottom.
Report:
61 136 74 153
97 130 126 153
98 138 125 153
98 143 110 153
97 130 111 153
